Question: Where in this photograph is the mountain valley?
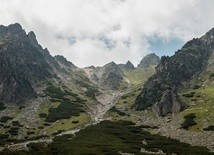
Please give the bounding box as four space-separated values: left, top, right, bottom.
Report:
0 23 214 155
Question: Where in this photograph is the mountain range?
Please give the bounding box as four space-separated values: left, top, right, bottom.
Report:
0 23 214 154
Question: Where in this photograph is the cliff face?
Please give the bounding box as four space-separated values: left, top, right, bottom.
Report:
0 23 54 103
134 28 214 116
0 23 83 104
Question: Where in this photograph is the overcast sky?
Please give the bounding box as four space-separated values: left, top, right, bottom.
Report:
0 0 214 67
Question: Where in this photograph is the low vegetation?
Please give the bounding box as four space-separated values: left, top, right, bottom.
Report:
116 85 142 108
181 113 197 130
45 85 86 122
8 127 19 136
0 102 6 111
182 92 195 98
45 100 85 122
203 125 214 131
46 85 65 99
0 134 10 145
74 80 99 99
109 106 127 116
1 121 213 155
0 116 13 123
134 82 164 110
39 113 47 118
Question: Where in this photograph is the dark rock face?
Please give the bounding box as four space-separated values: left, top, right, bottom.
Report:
154 89 183 116
0 23 82 104
0 23 54 103
138 53 160 68
203 28 214 72
134 28 214 116
100 62 126 90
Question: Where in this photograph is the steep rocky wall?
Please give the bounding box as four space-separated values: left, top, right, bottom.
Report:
134 28 214 116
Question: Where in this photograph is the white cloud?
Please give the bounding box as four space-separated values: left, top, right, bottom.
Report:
0 0 214 67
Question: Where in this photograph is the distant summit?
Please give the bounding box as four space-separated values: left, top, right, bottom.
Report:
118 60 135 70
98 62 127 90
138 53 160 68
83 61 129 90
124 61 135 70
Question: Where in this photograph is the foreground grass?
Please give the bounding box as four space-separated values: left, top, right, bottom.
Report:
44 113 90 135
2 120 213 155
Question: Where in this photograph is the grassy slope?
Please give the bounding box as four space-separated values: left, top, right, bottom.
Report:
35 99 90 136
0 83 95 142
106 68 214 132
34 84 94 136
113 69 214 131
179 72 214 131
106 85 157 124
122 66 156 86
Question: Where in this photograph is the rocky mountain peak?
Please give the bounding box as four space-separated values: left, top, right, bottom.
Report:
100 62 126 90
28 31 36 40
104 61 117 67
0 23 25 38
54 55 76 68
8 23 22 30
117 60 134 70
124 60 135 70
83 61 128 90
27 31 40 47
0 24 56 103
138 53 160 68
103 62 123 74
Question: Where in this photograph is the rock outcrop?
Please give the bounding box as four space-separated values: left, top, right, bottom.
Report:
134 27 214 116
0 23 91 104
154 89 183 116
0 23 53 103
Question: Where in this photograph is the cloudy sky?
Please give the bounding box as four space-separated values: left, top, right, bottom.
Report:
0 0 214 67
